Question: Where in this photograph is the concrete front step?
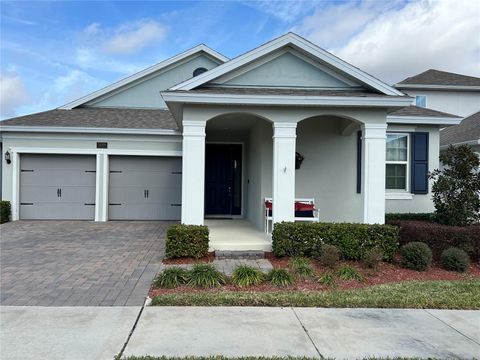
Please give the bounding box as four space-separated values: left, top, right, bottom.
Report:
209 241 272 252
215 250 265 259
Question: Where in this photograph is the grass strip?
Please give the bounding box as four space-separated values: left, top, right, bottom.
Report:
151 279 480 309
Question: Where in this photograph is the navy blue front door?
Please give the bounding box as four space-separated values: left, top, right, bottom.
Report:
205 144 242 216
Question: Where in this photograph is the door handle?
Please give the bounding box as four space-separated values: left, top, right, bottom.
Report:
146 189 149 198
144 189 147 198
59 188 62 197
57 188 61 197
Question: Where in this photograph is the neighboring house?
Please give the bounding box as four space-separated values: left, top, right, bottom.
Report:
440 111 480 155
0 33 462 240
394 69 480 117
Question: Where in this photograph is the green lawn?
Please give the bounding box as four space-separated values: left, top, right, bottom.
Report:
151 279 480 309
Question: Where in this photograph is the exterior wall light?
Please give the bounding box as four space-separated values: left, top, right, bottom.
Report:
4 151 11 164
295 152 304 170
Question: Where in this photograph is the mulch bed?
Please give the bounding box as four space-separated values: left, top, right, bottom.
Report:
150 255 480 297
162 252 215 264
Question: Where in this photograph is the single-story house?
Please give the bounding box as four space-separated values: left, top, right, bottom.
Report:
0 32 463 249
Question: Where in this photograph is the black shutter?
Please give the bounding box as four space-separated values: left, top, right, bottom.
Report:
411 132 429 194
356 130 362 194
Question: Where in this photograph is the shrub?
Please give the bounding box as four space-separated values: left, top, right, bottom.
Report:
153 267 190 288
388 220 480 262
336 266 363 281
441 247 470 273
272 222 399 261
232 265 265 287
319 244 340 268
289 256 315 278
267 269 294 287
165 225 209 259
0 201 11 224
363 248 384 270
317 272 336 287
400 242 432 271
188 264 226 288
385 213 435 222
430 144 480 226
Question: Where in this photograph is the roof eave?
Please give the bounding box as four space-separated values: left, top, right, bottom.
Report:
387 115 462 125
394 84 480 91
161 91 412 108
440 139 480 149
0 126 181 136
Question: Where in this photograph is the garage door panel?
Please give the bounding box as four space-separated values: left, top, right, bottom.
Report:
20 154 96 220
109 156 182 220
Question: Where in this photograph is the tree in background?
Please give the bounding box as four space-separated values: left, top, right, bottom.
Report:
430 145 480 226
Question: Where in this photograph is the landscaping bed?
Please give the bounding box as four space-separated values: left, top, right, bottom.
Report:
163 252 215 265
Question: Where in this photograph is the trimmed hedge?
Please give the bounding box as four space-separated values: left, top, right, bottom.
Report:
0 201 11 224
165 224 209 259
388 220 480 262
385 213 436 222
272 222 399 261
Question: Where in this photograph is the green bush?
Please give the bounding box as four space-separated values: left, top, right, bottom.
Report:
319 244 340 268
153 267 190 288
441 247 470 273
272 222 399 261
289 256 314 278
267 269 294 287
317 272 336 287
0 201 11 224
232 265 265 287
188 264 226 288
385 213 435 222
400 242 432 271
165 224 209 259
363 248 384 270
336 266 363 281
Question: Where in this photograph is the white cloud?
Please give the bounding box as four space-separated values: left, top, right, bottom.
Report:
53 69 106 103
103 20 167 54
297 0 480 84
244 0 319 22
0 72 29 118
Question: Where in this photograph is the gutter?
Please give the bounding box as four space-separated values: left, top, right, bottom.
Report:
0 126 181 136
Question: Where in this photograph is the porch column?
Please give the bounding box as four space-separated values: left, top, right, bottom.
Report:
361 123 387 224
272 122 297 224
181 120 206 225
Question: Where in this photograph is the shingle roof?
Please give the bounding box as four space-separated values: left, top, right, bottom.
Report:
396 69 480 87
388 105 461 118
180 86 401 98
0 108 178 130
440 111 480 146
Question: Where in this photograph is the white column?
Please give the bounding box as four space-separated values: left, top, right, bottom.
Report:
272 122 297 224
361 123 387 224
11 151 20 221
181 120 206 225
95 153 109 222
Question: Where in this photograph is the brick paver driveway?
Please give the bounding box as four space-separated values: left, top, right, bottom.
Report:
0 221 170 306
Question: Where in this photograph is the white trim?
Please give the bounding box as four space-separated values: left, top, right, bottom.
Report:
386 193 413 200
60 45 228 109
1 134 182 143
95 154 102 221
171 33 404 96
161 91 412 107
9 147 182 157
395 84 480 91
11 151 20 221
0 126 181 136
387 115 462 125
386 132 410 193
102 155 109 222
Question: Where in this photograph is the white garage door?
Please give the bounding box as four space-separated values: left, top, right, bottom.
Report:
20 154 96 220
108 156 182 220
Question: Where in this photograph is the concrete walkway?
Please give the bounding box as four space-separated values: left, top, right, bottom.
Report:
1 306 479 359
124 307 480 359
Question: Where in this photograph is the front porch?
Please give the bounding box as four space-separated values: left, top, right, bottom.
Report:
206 219 271 251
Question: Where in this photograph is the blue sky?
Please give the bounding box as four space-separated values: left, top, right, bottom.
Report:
1 0 479 119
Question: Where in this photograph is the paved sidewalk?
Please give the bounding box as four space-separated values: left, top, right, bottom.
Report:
124 307 480 359
0 306 140 360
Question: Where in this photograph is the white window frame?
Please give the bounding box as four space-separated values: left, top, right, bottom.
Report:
386 132 410 194
415 95 427 108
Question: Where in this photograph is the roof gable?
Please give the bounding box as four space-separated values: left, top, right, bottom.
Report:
210 49 360 89
60 44 228 110
170 32 403 96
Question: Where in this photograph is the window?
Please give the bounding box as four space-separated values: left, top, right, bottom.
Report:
415 95 427 108
193 67 208 77
386 134 409 191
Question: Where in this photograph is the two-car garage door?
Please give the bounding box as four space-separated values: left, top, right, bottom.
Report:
19 154 182 220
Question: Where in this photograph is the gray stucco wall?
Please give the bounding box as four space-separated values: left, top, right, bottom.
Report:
88 53 221 109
